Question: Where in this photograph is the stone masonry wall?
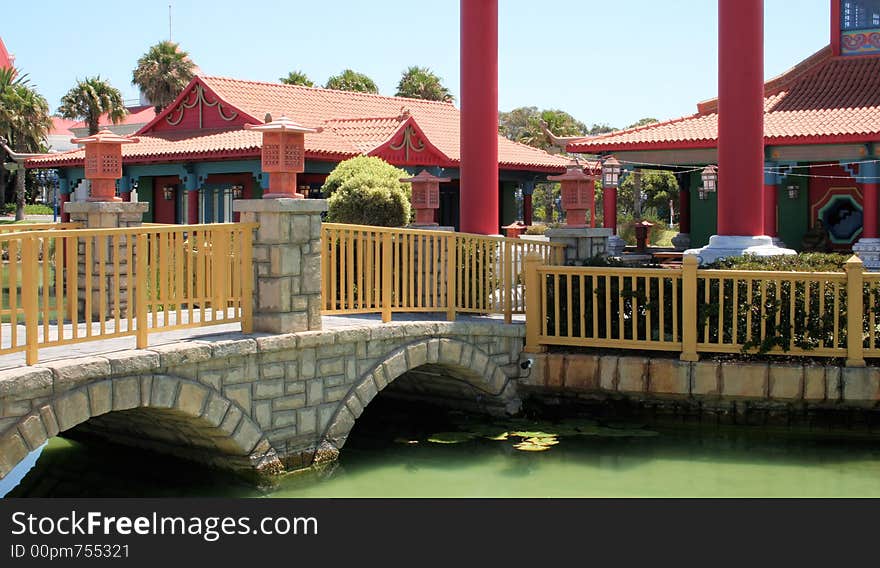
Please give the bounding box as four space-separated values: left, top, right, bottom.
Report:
0 321 525 479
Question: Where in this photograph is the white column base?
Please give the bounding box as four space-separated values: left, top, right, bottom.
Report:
671 232 690 251
684 235 796 265
607 234 626 257
852 238 880 271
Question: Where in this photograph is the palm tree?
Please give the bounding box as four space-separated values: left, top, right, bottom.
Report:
132 40 196 112
58 76 127 135
0 69 52 218
395 66 453 102
324 69 379 94
280 70 314 87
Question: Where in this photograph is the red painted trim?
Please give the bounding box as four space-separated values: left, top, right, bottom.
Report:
603 186 618 234
187 189 199 224
831 0 842 56
569 133 880 155
135 77 261 136
864 182 879 238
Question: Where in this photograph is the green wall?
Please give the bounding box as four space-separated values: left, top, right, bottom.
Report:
500 181 518 228
689 172 717 247
138 177 154 223
777 173 809 251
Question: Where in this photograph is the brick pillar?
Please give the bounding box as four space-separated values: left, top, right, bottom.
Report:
64 201 149 320
233 198 327 333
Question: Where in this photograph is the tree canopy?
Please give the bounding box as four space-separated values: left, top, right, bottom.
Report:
0 67 52 218
626 117 659 129
498 106 588 152
132 41 196 112
395 66 453 102
618 169 679 221
58 76 127 135
280 70 314 87
324 69 379 94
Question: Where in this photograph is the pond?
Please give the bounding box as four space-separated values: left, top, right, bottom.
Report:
3 398 880 498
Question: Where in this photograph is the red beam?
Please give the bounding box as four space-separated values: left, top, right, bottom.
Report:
459 0 499 235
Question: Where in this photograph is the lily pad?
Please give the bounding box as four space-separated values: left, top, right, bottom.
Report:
513 441 552 452
393 438 419 445
510 430 558 440
427 432 476 444
525 437 559 446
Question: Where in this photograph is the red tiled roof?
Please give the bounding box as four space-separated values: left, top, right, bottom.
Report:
568 47 880 153
66 105 157 132
29 76 569 171
49 117 79 136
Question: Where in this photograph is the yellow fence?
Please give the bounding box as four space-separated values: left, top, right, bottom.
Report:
525 254 876 364
0 222 82 234
0 223 254 365
321 223 565 322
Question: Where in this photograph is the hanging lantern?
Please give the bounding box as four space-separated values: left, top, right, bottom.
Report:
701 164 718 194
787 184 800 200
231 184 244 199
162 185 175 201
602 156 621 188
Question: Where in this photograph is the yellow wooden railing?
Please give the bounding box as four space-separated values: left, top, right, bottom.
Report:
525 253 877 365
0 223 254 365
0 222 83 234
321 223 565 322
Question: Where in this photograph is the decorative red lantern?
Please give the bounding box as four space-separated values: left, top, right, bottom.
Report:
400 170 450 225
70 130 139 202
548 164 598 228
245 116 316 198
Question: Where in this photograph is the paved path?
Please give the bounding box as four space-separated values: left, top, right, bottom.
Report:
0 312 523 371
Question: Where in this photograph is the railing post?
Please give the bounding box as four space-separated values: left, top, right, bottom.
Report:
504 240 513 324
446 233 456 321
213 229 229 319
680 254 699 362
382 231 393 323
523 252 546 353
21 236 39 365
136 233 148 349
845 255 866 367
240 226 254 333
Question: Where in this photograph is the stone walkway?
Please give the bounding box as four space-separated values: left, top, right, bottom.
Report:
0 312 523 371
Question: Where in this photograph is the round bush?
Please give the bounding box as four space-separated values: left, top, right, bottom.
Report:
323 157 412 227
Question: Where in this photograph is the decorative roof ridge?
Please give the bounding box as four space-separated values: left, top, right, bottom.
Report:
135 76 260 135
696 44 834 115
325 115 407 124
200 75 458 108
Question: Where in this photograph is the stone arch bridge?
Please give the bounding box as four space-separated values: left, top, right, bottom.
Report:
0 321 525 480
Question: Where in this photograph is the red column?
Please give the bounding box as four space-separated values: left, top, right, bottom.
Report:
678 184 690 234
603 187 617 234
460 0 498 235
188 190 199 224
523 194 533 226
59 193 70 223
717 0 764 236
763 182 777 236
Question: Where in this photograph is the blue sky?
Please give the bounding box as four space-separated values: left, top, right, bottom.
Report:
4 0 830 128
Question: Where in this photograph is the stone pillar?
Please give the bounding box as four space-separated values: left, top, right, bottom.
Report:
64 201 149 320
233 198 327 333
546 227 612 264
853 162 880 270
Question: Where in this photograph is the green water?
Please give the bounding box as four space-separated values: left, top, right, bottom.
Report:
6 400 880 498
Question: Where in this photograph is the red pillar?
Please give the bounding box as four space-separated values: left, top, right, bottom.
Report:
523 193 533 226
460 0 498 235
188 190 199 224
678 184 690 234
59 193 70 223
716 0 764 236
603 187 617 234
763 182 777 236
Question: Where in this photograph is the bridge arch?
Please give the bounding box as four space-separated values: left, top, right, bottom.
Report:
319 338 518 459
0 374 282 481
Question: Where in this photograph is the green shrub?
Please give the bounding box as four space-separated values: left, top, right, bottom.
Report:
705 252 849 272
323 156 412 227
2 203 54 216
